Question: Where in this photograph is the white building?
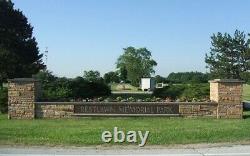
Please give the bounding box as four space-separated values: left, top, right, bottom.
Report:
141 78 155 91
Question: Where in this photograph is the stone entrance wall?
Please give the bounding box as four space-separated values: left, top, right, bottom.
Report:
34 102 218 118
35 102 74 118
8 78 40 119
179 102 218 117
7 78 244 119
209 79 244 118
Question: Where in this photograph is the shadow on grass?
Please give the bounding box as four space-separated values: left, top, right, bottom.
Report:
243 110 250 119
244 114 250 119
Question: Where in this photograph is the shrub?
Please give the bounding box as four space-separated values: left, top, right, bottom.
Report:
153 83 209 101
116 96 123 102
180 83 209 101
128 97 136 102
42 77 73 101
145 98 152 102
0 88 8 113
153 85 185 99
71 77 111 99
35 71 111 101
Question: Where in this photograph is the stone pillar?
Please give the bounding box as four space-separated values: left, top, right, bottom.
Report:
8 78 40 119
209 79 244 119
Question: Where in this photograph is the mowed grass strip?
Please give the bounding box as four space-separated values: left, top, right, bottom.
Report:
243 84 250 101
1 112 250 146
110 83 140 92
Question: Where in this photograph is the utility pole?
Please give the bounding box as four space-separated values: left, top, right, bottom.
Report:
44 47 48 67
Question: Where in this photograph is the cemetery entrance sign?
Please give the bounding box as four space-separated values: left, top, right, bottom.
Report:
74 102 179 115
7 78 244 119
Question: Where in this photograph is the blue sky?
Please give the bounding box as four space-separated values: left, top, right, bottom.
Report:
12 0 250 78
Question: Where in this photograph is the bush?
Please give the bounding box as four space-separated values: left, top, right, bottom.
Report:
153 85 185 99
42 77 73 101
153 83 209 101
71 77 111 99
180 83 209 101
116 96 123 102
145 98 152 102
0 88 8 113
128 97 136 102
35 71 111 101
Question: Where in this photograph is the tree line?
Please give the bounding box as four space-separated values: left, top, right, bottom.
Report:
1 0 250 87
1 0 250 112
154 72 210 84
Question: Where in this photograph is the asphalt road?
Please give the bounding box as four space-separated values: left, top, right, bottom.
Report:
1 144 250 155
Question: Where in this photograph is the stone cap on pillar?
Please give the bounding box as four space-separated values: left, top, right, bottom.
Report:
8 78 40 82
209 79 245 83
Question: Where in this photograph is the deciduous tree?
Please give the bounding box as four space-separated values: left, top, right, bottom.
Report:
103 71 120 84
83 70 102 82
116 47 157 86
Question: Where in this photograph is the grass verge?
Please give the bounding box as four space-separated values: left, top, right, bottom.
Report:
1 112 250 146
243 84 250 101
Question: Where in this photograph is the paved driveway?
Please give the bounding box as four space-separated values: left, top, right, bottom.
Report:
1 144 250 155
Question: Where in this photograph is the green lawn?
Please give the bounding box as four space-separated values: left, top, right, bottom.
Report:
243 84 250 101
110 83 140 92
0 84 249 146
1 112 250 146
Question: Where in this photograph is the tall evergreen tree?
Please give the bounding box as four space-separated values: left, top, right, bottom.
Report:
0 0 45 83
205 30 250 79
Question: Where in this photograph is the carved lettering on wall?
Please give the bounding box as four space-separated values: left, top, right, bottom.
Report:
74 104 179 114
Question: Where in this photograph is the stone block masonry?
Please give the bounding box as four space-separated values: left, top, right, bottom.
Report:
35 102 217 118
7 78 244 119
8 78 40 119
35 103 74 118
179 103 218 117
209 79 244 119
